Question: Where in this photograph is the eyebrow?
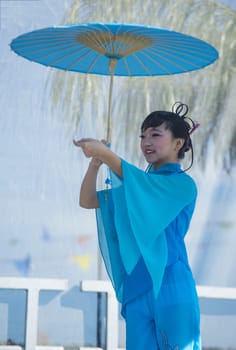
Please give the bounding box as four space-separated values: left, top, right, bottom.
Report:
141 125 165 133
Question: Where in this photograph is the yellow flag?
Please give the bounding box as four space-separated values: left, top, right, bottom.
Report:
69 255 92 271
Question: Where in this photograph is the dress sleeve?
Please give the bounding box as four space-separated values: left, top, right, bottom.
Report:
96 159 197 300
96 189 127 302
120 159 197 247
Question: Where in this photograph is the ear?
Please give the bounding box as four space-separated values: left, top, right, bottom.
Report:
175 138 185 151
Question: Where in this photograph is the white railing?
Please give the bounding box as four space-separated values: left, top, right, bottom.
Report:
0 278 68 350
0 278 236 350
80 280 124 350
197 285 236 300
0 347 64 350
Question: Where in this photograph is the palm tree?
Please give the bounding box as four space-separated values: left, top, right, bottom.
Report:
49 0 236 171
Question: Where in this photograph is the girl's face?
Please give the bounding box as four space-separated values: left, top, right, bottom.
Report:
140 123 184 169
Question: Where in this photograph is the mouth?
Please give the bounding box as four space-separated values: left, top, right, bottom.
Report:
145 149 155 155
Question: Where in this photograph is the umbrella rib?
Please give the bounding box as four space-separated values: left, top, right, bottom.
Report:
29 46 91 68
12 32 83 47
150 36 216 58
111 24 123 55
102 24 145 58
55 48 94 70
103 24 119 56
12 40 75 53
141 52 173 75
123 57 131 76
115 26 134 57
154 47 217 63
12 35 93 59
151 45 215 61
81 31 107 54
140 50 191 74
76 24 115 56
151 42 216 60
20 43 92 70
151 48 213 67
67 52 101 73
146 45 213 71
147 43 216 67
132 54 153 75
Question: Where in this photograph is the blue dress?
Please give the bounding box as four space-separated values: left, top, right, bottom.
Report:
96 160 201 349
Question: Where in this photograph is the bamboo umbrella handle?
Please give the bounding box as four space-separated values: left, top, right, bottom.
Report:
106 59 117 143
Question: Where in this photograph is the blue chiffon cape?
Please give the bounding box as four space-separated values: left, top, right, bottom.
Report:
96 160 197 303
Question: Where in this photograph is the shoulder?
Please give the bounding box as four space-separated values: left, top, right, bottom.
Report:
151 171 197 203
120 159 197 199
177 172 198 197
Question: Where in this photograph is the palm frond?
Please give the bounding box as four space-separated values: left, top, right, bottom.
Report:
49 0 236 170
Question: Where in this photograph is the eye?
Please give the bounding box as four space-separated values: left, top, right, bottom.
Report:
152 133 161 137
139 134 144 139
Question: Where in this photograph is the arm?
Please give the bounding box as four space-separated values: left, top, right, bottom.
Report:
98 146 122 178
79 158 101 209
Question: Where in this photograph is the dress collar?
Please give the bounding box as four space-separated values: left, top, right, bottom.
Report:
148 163 181 174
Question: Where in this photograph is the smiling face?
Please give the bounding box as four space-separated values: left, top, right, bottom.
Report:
140 123 184 169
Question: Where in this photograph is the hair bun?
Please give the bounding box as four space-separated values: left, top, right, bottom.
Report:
172 101 189 118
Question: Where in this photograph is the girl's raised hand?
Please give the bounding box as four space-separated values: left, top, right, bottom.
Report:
73 138 108 160
73 138 122 178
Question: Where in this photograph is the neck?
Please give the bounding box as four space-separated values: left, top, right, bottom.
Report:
153 159 180 170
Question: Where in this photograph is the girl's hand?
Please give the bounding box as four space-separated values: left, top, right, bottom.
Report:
73 138 122 178
73 138 108 164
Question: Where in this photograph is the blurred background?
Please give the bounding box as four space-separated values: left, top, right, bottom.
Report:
0 0 235 348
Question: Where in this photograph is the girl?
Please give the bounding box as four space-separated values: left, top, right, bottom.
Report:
73 102 201 350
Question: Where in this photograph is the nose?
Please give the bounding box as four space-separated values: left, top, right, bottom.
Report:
141 136 152 146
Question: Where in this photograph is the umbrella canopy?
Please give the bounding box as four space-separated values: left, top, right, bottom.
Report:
10 22 219 140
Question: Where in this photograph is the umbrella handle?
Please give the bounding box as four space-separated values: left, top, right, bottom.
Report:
106 59 117 143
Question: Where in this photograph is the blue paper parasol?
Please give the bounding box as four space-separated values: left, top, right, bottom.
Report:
10 22 219 141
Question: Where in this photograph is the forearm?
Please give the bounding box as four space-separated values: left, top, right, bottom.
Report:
79 160 100 209
98 147 123 178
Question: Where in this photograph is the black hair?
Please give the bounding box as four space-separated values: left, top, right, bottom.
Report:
141 102 198 171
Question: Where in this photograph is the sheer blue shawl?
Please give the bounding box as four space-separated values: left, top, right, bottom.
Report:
96 160 197 303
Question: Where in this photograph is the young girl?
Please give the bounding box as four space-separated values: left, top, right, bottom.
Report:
73 102 201 350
